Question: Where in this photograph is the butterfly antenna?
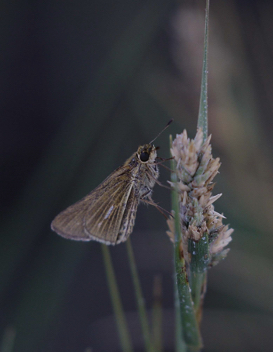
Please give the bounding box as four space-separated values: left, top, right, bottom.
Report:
149 119 173 144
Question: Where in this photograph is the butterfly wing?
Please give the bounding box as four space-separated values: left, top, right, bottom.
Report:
114 184 139 244
83 178 139 244
51 164 140 244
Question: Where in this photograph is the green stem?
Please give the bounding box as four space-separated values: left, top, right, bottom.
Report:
170 136 202 351
190 273 204 310
174 275 186 352
190 272 207 324
188 235 209 317
101 245 133 352
170 137 182 352
126 239 154 352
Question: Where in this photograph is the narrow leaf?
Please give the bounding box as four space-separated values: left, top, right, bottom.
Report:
126 239 154 352
102 245 133 352
198 0 210 141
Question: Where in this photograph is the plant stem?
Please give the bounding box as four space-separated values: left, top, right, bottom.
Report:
174 275 186 352
190 273 203 311
170 136 202 351
101 245 133 352
126 239 154 352
188 235 209 318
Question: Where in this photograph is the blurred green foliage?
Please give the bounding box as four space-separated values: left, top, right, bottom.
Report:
1 1 273 351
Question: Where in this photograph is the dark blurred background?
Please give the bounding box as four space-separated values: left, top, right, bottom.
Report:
1 1 273 351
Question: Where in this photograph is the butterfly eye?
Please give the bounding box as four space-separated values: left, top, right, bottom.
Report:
140 151 149 162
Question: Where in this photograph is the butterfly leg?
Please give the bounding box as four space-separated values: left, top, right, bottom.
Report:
141 196 173 219
147 171 172 190
155 162 175 173
154 157 176 173
156 156 174 162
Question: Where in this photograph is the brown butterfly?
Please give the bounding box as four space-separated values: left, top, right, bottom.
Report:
51 120 173 245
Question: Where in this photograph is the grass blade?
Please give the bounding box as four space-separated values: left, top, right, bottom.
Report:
102 245 133 352
152 275 163 352
126 239 154 352
192 0 210 321
198 0 210 140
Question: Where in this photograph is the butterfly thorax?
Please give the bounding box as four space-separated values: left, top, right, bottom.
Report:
125 143 159 199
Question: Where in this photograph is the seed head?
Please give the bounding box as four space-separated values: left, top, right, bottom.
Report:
168 129 233 267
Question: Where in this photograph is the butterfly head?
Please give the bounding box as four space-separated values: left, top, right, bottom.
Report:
137 144 157 163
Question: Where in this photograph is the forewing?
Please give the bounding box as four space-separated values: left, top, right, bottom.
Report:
51 165 137 244
83 171 138 244
51 192 94 241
